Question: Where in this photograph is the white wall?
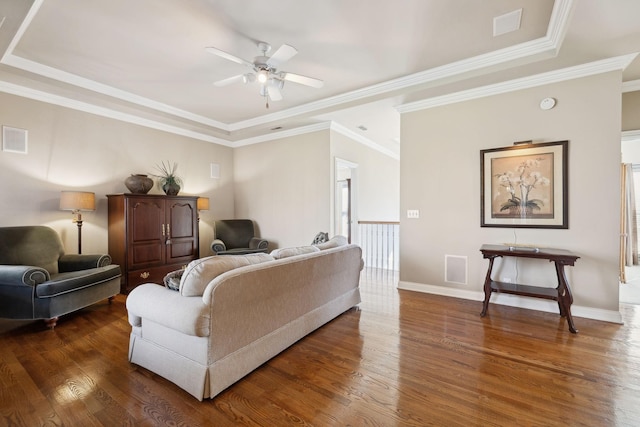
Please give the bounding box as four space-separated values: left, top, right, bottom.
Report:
0 92 235 257
399 71 623 321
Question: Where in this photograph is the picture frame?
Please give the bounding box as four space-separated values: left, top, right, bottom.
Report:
480 140 568 228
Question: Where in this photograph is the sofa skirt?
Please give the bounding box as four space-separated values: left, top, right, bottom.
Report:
128 287 361 400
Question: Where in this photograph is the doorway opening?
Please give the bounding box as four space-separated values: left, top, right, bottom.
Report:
334 158 358 244
621 164 640 304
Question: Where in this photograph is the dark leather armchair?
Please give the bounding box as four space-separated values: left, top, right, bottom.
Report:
211 219 269 255
0 226 121 328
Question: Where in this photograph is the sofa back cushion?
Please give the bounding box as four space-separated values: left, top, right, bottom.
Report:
180 253 274 297
0 226 64 274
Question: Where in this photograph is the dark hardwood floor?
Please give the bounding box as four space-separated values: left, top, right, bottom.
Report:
1 268 640 426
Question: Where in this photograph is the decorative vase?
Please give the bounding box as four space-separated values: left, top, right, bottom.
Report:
162 182 180 196
125 174 154 194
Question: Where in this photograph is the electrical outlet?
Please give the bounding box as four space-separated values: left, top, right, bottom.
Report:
407 209 420 219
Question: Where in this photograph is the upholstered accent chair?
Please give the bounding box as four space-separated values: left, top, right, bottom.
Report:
210 219 269 255
0 225 121 328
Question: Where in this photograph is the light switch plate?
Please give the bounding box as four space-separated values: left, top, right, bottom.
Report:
407 209 420 219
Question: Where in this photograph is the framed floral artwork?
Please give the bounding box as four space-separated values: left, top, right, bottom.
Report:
480 140 568 228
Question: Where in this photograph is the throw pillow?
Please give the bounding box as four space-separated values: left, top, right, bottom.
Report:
163 269 183 291
270 245 320 260
311 231 329 245
179 253 274 297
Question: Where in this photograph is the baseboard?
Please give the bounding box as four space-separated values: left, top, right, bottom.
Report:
397 281 623 325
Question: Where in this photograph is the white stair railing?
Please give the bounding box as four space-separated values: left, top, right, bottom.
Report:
357 221 399 271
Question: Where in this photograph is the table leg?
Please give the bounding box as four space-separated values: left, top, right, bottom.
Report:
554 261 578 334
480 256 497 317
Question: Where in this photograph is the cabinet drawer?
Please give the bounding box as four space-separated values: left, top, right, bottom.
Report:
125 263 190 293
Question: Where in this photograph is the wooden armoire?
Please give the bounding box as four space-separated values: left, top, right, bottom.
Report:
107 194 199 294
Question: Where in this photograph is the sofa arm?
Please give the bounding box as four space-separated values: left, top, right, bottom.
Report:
211 239 226 254
249 237 268 250
126 284 211 337
58 254 112 272
0 265 50 287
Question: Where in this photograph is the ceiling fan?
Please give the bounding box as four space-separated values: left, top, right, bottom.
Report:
205 41 324 107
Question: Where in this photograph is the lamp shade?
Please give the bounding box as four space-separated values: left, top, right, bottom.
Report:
60 191 96 211
197 197 210 211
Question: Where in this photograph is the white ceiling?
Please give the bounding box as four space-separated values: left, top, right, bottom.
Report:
1 0 639 158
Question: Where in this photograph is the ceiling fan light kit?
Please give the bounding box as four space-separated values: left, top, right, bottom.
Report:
206 41 324 107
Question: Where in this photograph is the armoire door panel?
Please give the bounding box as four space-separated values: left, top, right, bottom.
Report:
131 243 164 266
130 199 164 243
169 240 196 260
167 201 196 239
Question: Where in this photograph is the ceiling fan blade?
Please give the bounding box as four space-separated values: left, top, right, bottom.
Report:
213 74 246 87
281 72 324 88
267 85 283 101
267 44 298 68
205 46 254 68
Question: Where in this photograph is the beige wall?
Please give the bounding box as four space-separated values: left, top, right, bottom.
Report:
622 91 640 131
622 90 640 164
330 130 400 223
400 71 622 320
0 91 399 257
233 130 331 249
232 129 400 249
0 92 234 257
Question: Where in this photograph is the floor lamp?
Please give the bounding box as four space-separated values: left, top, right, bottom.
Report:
60 191 96 254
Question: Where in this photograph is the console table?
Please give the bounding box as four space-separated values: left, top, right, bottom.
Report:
479 244 580 333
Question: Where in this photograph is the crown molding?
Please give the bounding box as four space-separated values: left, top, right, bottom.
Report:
0 77 400 158
0 80 234 146
2 55 231 131
1 0 230 131
397 53 639 114
230 0 574 131
232 122 331 147
622 130 640 142
546 0 576 56
0 0 41 63
2 0 574 135
230 35 558 132
0 0 574 157
329 122 399 160
623 79 640 93
231 120 400 160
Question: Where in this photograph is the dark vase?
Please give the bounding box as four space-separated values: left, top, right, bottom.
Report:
125 174 154 194
162 181 180 196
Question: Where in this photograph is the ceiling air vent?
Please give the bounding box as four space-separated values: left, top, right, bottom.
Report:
493 9 522 37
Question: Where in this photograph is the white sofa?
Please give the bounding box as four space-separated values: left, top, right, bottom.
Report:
126 238 362 400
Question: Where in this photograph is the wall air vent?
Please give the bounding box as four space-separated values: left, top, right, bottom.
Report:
445 255 468 285
2 126 28 154
210 163 220 179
